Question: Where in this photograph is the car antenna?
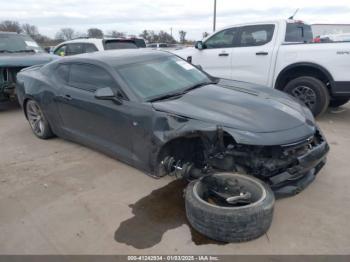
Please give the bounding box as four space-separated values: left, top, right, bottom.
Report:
289 8 299 20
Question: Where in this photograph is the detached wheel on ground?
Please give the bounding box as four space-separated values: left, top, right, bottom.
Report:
185 173 274 242
284 76 330 117
25 99 54 139
329 97 350 108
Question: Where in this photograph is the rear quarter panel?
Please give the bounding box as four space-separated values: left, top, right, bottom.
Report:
274 42 350 83
16 66 61 131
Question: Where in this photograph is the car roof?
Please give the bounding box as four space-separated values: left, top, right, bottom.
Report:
58 38 137 45
57 49 173 67
58 38 104 45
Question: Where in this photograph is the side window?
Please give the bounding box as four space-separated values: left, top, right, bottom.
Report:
55 64 70 83
69 64 115 92
84 43 98 53
238 25 275 47
66 43 84 56
103 40 138 50
54 45 67 56
285 23 313 43
204 28 238 49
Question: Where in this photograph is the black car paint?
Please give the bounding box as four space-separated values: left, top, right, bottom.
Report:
16 50 329 196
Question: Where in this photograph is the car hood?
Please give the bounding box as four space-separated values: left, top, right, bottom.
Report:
0 52 56 67
152 81 313 133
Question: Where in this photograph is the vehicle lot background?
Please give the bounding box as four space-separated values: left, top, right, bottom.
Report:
0 102 349 254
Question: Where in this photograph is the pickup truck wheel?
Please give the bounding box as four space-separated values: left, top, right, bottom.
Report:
284 76 330 117
26 100 54 139
329 97 350 108
185 173 274 242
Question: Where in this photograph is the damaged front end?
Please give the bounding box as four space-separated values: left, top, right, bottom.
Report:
0 67 22 102
223 128 329 197
155 116 329 198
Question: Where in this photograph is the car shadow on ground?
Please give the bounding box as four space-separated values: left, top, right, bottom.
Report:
0 101 20 112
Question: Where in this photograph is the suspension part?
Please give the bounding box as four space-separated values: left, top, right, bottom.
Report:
159 156 203 180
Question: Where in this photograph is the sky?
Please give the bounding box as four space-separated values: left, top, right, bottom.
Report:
1 0 350 40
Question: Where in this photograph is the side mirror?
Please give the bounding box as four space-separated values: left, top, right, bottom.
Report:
95 87 122 105
195 41 205 50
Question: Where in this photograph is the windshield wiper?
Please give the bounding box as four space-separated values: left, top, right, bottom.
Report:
0 50 13 53
182 81 215 94
148 92 184 102
149 81 215 102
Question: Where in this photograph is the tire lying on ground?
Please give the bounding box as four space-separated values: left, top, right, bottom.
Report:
185 173 274 242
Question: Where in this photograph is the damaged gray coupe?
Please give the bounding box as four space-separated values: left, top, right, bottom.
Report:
16 49 329 242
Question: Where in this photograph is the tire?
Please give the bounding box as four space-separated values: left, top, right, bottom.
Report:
185 173 274 242
329 97 350 108
284 76 330 117
25 100 54 139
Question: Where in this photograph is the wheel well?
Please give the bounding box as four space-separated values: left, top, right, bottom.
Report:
23 98 31 119
275 65 333 92
157 136 206 169
156 132 236 169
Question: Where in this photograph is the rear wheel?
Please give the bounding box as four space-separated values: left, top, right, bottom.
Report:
284 76 330 117
329 97 350 108
26 100 54 139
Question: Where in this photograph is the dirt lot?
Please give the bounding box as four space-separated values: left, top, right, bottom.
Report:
0 102 349 255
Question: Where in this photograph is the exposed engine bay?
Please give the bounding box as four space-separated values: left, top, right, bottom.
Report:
157 127 329 198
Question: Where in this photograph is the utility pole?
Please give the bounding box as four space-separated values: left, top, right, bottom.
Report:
213 0 217 32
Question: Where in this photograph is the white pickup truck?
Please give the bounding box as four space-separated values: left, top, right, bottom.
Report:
174 20 350 116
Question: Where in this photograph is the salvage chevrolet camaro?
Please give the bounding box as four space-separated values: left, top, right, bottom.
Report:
16 49 329 199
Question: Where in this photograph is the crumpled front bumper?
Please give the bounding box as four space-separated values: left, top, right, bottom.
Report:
269 139 329 198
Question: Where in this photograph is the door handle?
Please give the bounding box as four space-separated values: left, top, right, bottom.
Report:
63 94 72 101
256 52 269 56
219 53 229 57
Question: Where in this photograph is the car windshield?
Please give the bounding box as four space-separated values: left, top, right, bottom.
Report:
0 33 44 53
116 56 211 101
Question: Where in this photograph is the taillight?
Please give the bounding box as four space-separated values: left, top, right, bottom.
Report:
313 37 321 43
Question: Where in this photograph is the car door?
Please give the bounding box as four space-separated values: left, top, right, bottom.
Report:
83 43 98 53
56 62 134 162
231 24 277 86
54 44 67 56
65 43 85 56
190 27 239 79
